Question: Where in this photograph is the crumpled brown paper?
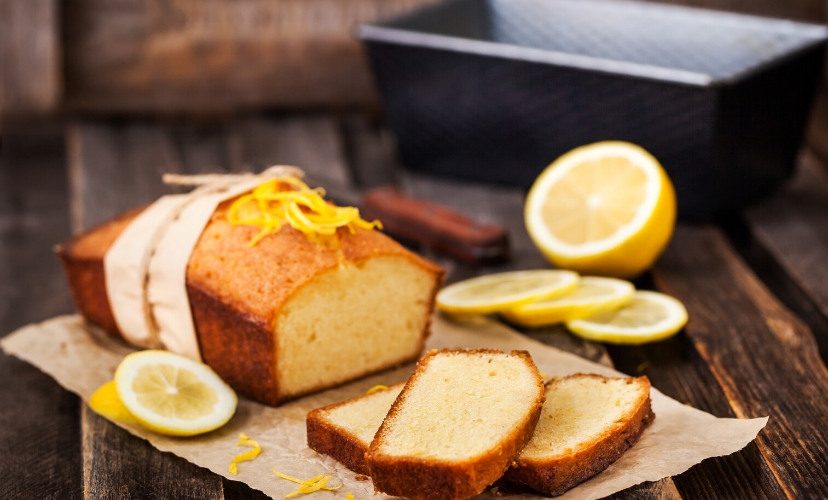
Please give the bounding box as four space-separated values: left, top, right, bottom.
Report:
2 314 766 499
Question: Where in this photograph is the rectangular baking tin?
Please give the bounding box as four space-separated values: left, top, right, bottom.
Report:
361 0 827 218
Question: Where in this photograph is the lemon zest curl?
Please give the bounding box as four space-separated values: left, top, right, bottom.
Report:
273 468 342 498
228 433 261 475
227 177 382 246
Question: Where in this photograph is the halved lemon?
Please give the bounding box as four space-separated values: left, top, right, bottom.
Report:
525 141 676 278
566 291 688 344
114 350 237 436
436 270 579 315
502 276 635 327
89 380 140 425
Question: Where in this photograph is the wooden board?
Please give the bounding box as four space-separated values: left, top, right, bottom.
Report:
653 226 828 497
745 153 828 322
0 132 81 498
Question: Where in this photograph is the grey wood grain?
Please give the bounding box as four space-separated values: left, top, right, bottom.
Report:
81 408 224 500
67 120 183 232
0 132 81 499
231 115 353 189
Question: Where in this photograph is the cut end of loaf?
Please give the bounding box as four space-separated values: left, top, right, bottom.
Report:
507 373 654 496
276 256 437 399
367 349 545 499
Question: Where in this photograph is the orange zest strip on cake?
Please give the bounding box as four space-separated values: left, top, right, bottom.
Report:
228 433 262 475
227 176 382 246
273 468 341 498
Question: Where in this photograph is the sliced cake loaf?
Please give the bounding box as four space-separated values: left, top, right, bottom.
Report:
506 373 654 496
57 201 442 405
307 384 404 475
366 349 545 500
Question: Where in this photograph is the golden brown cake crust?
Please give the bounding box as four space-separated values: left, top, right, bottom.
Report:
188 204 442 326
366 349 545 500
56 209 142 339
306 383 405 475
505 374 654 497
56 200 443 405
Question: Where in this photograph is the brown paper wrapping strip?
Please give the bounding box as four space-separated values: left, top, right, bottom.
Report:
103 167 300 360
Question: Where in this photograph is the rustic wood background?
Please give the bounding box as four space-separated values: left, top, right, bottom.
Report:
1 0 827 498
0 0 826 119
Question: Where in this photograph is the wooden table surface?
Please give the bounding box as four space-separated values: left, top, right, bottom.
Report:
1 113 827 499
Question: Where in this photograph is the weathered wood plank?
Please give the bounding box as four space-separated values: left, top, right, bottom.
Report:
340 114 400 188
81 408 224 500
62 0 439 114
745 153 828 325
232 115 352 189
0 0 61 120
653 225 828 497
0 132 82 499
67 121 184 232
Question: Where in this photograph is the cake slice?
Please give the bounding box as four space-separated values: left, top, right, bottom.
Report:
307 384 404 475
366 349 545 500
505 374 654 496
57 200 442 405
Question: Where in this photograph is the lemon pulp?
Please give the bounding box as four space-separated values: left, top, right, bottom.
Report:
503 276 634 327
525 141 676 278
436 270 579 315
114 350 237 436
566 291 688 345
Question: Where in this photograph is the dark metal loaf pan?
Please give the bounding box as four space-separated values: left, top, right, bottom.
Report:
360 0 827 219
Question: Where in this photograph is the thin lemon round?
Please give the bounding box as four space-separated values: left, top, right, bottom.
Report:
502 276 635 327
525 141 676 278
566 291 688 345
114 350 237 436
89 380 140 425
436 270 580 315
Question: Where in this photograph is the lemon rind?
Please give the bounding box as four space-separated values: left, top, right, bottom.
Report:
114 350 238 436
565 291 688 345
436 270 580 315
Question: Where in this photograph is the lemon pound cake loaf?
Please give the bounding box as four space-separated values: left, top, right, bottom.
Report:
58 180 442 406
366 349 545 500
307 384 404 474
506 374 654 496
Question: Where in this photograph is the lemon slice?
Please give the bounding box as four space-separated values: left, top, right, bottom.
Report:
525 141 676 278
502 276 635 327
566 291 688 344
114 350 237 436
436 270 579 315
89 380 140 425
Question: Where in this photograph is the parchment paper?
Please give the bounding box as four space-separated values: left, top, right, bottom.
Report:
2 314 767 499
